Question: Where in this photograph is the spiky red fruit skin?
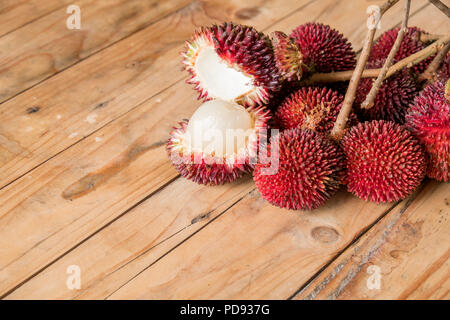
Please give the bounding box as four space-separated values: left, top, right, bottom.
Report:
274 86 358 134
405 79 450 181
183 22 281 106
167 121 249 185
271 31 303 81
167 105 270 185
341 120 426 203
290 23 356 73
370 27 432 74
253 128 346 210
354 60 420 124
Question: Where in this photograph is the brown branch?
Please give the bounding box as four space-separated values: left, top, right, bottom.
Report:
329 7 381 140
380 0 401 14
330 0 402 140
429 0 450 18
386 34 450 77
361 0 411 109
304 34 450 85
418 40 450 83
420 33 444 42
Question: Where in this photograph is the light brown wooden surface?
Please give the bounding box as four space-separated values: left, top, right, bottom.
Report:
0 0 71 37
0 0 448 300
0 0 192 103
294 182 450 300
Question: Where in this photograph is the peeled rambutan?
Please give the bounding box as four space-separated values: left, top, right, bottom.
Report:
253 128 346 210
167 99 270 185
290 22 356 74
271 31 303 81
354 59 420 124
405 79 450 181
182 22 281 107
370 26 432 74
341 120 426 203
274 86 358 134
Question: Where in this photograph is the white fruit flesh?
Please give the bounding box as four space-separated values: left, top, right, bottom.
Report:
185 100 254 157
196 47 254 101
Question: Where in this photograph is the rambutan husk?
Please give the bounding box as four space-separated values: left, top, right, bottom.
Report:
271 31 304 81
406 79 450 182
274 86 358 134
370 26 434 74
167 100 270 185
354 60 420 124
290 22 356 74
182 22 281 107
341 120 427 203
253 128 346 210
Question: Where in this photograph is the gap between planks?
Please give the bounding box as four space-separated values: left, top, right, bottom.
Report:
287 185 423 299
292 181 449 300
0 0 74 37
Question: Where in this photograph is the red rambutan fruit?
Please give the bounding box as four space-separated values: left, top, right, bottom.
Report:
290 22 356 73
341 120 427 203
354 60 420 124
253 128 346 210
271 31 304 81
405 79 450 181
370 26 433 74
274 86 358 134
167 100 270 185
182 22 281 107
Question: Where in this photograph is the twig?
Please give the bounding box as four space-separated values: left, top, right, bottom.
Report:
361 0 411 109
330 0 400 140
386 34 450 77
303 34 450 85
380 0 401 14
418 41 450 83
420 33 444 42
429 0 450 18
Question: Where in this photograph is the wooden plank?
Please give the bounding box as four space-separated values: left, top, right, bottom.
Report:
5 177 255 299
293 182 450 300
0 0 306 189
2 0 433 299
0 0 316 297
105 189 395 299
0 0 192 104
0 0 70 37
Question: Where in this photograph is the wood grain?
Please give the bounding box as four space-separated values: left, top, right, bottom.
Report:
0 0 192 103
2 0 437 299
5 177 255 299
293 182 449 300
0 0 316 297
0 0 71 37
105 189 394 299
0 0 310 190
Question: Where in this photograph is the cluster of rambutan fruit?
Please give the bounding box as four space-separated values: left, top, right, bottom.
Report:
167 22 449 211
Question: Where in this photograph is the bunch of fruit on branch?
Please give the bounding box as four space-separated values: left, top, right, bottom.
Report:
166 0 449 211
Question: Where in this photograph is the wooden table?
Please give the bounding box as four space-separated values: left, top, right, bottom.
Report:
0 0 448 300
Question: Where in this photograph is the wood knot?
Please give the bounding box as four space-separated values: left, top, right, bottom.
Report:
311 226 340 243
126 61 141 69
234 7 260 20
27 106 40 114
